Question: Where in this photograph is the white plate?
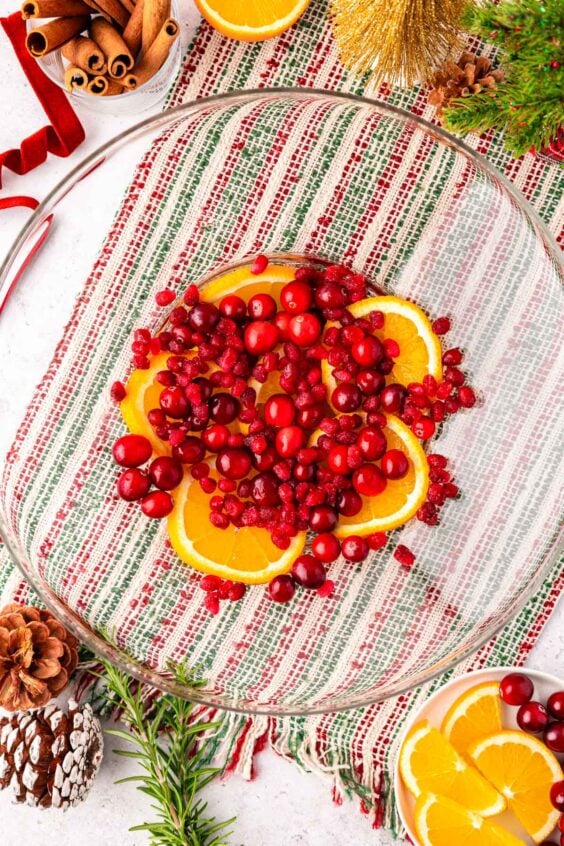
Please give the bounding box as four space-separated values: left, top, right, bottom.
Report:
393 666 564 845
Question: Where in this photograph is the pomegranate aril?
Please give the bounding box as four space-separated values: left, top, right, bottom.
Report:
191 462 210 479
156 370 176 386
431 400 446 422
251 254 268 275
436 381 453 400
113 434 152 468
458 386 477 408
383 338 400 358
432 316 451 335
444 367 465 386
140 490 174 518
427 454 447 469
316 580 335 598
422 375 437 396
394 544 415 568
204 593 220 615
499 673 534 706
427 482 446 505
200 477 217 494
210 511 229 528
443 483 459 499
111 381 126 402
367 532 387 550
442 347 463 366
133 354 150 369
200 574 222 592
444 397 460 414
417 501 438 524
155 289 176 307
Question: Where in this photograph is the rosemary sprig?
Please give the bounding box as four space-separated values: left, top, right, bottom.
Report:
100 659 234 846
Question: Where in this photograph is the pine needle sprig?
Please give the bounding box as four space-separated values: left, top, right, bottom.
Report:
99 659 234 846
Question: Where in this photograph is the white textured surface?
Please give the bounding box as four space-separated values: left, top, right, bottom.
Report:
1 4 562 843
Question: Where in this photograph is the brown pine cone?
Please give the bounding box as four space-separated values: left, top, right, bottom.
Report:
0 699 103 808
0 604 78 712
428 51 505 116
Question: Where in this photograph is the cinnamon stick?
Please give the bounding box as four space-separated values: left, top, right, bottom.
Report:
83 0 128 28
125 16 177 88
141 0 169 53
122 0 143 58
120 0 134 12
64 63 89 90
90 17 133 78
62 34 106 72
101 77 124 95
21 0 91 17
26 15 90 57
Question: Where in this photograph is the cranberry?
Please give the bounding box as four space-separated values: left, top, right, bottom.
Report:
341 535 369 563
309 505 337 533
394 544 415 567
268 574 295 602
291 554 326 588
173 436 206 464
252 447 277 471
188 302 219 332
458 386 477 408
210 393 240 425
155 289 175 306
352 464 387 496
281 280 313 313
337 489 363 517
274 310 292 339
311 533 341 563
331 383 362 412
351 336 384 367
381 449 409 480
140 490 174 518
412 417 436 440
315 283 346 309
111 381 126 402
432 316 451 335
288 313 321 346
275 425 306 458
551 781 564 812
248 293 277 320
296 405 324 431
517 701 549 733
499 673 534 706
244 320 279 354
160 386 191 419
149 456 183 490
219 294 246 320
251 472 280 506
251 254 268 274
202 424 230 452
544 722 564 753
113 434 152 467
357 426 387 460
216 447 252 480
265 394 295 427
117 468 151 501
327 445 349 474
380 383 407 414
548 692 564 720
357 369 385 396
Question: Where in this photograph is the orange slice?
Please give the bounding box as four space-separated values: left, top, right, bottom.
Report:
120 351 177 455
399 721 506 817
193 0 311 41
441 682 503 758
200 263 296 304
414 793 526 846
470 731 563 843
168 463 306 584
312 414 428 537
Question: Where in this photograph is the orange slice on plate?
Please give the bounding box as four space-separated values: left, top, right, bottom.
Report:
168 463 306 584
194 0 311 41
414 793 526 846
399 720 506 816
470 731 563 843
200 263 296 305
441 681 503 758
120 351 177 455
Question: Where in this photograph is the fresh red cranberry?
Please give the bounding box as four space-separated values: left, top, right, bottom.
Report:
517 701 549 733
432 316 451 335
550 781 564 812
273 310 292 339
275 425 306 458
315 282 346 309
311 533 341 563
251 472 280 506
219 294 246 320
155 289 176 307
296 405 324 430
248 293 277 320
368 532 387 550
499 673 534 706
169 306 188 326
188 302 219 332
331 383 362 412
111 381 126 402
309 505 337 533
378 358 394 375
412 417 436 440
294 463 315 481
117 468 151 501
380 383 407 414
160 386 191 419
251 254 268 274
337 489 363 517
251 447 277 471
244 320 280 354
281 280 313 313
291 554 326 588
140 490 174 518
351 336 384 367
341 535 369 563
202 424 230 452
357 369 385 396
352 464 387 496
327 445 349 474
265 394 295 427
357 426 387 460
268 574 295 602
149 456 183 490
544 722 564 753
548 692 564 720
210 393 240 424
458 386 477 408
394 544 415 567
173 436 206 464
112 434 152 467
216 447 252 480
288 313 321 346
381 449 409 480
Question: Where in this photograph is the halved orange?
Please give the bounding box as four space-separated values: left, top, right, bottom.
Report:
193 0 311 41
399 720 506 816
470 731 563 843
311 414 428 537
200 263 296 304
168 463 306 584
414 793 526 846
120 351 177 455
441 682 503 758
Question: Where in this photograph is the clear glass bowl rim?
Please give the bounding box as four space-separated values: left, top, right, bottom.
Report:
1 87 562 716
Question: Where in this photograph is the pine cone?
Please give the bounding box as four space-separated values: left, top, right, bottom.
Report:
0 699 103 808
0 604 79 712
428 51 505 117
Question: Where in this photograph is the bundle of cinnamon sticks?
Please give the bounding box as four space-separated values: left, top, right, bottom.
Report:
22 0 179 97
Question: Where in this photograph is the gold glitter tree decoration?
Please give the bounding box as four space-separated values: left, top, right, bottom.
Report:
330 0 470 87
